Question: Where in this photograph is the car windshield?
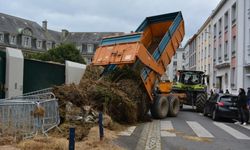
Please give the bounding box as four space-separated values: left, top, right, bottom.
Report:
220 96 237 102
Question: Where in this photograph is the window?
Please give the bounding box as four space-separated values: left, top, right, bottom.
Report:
213 24 217 38
173 61 177 66
224 12 229 30
0 33 4 42
205 47 207 58
208 44 211 57
213 48 216 62
231 68 236 89
36 40 42 49
23 36 31 47
224 41 228 60
218 44 222 62
87 44 94 53
232 36 236 56
201 49 204 59
9 35 16 45
218 18 222 35
208 64 210 73
232 3 237 24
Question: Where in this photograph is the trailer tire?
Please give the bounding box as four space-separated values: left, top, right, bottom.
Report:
168 95 180 117
150 96 169 119
196 93 207 112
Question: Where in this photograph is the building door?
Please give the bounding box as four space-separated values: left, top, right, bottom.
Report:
0 51 6 98
216 76 222 91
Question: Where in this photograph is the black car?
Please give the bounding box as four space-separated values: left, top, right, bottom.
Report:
203 93 238 120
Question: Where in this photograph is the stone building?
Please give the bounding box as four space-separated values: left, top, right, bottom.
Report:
0 12 123 64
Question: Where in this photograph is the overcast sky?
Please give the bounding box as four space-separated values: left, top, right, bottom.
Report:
0 0 220 44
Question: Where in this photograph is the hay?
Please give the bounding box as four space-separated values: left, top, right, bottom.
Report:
52 65 151 140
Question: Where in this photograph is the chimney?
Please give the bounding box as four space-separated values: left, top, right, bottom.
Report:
42 20 47 30
62 29 69 38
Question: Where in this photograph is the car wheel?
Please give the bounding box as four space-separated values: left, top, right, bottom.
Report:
212 109 219 121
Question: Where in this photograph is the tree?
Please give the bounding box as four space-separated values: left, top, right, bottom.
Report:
27 43 86 64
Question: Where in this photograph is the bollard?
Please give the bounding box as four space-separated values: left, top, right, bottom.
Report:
69 127 75 150
98 112 104 140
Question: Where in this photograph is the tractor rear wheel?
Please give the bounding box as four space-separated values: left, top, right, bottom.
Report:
150 96 169 119
196 93 207 112
168 95 180 117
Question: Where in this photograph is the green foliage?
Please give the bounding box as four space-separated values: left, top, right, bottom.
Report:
27 43 86 64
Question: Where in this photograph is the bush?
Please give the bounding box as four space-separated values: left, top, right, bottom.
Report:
27 43 86 64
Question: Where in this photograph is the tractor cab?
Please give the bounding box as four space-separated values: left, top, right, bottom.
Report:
175 70 207 85
172 70 208 112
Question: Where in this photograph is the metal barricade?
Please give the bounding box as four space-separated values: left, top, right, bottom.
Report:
0 91 60 139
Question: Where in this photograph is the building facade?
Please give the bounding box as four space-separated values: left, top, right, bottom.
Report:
0 13 122 64
196 17 213 90
186 0 250 94
166 48 185 81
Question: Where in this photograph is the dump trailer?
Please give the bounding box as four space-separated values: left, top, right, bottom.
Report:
92 12 185 119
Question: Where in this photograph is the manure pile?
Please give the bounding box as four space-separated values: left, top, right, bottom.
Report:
52 65 151 139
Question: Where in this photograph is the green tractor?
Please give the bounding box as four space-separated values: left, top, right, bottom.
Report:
172 70 208 112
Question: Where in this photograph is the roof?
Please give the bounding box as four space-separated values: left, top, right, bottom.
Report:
0 12 124 47
64 32 123 45
0 12 47 40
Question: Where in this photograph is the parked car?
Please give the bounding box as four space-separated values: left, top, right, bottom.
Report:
203 93 238 121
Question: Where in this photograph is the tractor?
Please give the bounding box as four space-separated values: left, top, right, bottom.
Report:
172 70 208 112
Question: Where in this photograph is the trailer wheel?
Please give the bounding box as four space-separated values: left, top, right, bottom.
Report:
168 95 180 117
196 93 207 112
150 96 169 119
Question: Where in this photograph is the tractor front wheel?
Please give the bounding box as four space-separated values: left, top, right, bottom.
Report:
196 93 207 112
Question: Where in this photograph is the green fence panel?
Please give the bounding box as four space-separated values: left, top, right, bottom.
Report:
0 50 6 98
23 59 65 93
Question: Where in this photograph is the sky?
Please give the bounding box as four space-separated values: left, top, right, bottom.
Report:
0 0 221 45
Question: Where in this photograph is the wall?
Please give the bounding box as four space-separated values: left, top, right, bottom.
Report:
5 47 23 98
23 59 65 93
65 60 86 84
0 50 5 98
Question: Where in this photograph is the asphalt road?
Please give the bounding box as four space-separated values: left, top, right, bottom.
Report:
115 105 250 150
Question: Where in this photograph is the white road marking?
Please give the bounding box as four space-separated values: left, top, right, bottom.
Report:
241 125 250 130
187 121 214 138
160 121 176 137
198 113 203 116
118 126 136 136
213 122 250 140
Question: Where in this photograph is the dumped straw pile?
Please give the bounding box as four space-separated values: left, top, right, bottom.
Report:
52 65 151 140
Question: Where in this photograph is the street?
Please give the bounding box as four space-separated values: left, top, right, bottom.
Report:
116 105 250 150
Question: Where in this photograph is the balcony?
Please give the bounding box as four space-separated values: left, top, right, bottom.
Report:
215 61 230 69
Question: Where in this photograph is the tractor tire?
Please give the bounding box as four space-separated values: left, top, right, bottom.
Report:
196 93 207 112
168 95 180 117
150 96 169 119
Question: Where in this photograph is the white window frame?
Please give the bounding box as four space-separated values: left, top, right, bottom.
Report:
36 40 42 49
87 44 94 53
23 36 31 48
0 33 4 42
9 35 16 45
218 44 222 62
224 41 228 60
232 3 237 24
